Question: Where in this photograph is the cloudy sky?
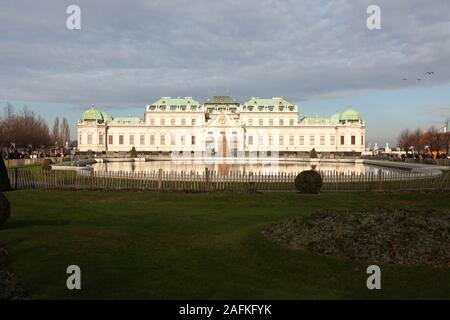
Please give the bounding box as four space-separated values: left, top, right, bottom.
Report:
1 0 450 146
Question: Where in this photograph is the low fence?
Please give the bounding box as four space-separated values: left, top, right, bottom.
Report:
7 168 450 192
4 157 65 168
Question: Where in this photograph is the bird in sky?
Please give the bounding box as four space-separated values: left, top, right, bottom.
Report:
426 71 434 75
417 78 422 81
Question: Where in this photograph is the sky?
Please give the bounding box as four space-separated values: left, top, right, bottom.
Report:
1 0 450 147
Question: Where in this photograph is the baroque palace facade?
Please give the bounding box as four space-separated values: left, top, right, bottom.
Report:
77 96 365 156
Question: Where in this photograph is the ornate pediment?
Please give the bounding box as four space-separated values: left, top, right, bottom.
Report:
205 114 243 128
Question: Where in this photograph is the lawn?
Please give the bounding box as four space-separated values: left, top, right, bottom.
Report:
1 190 450 299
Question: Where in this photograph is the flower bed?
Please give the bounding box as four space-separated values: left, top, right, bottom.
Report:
262 208 450 268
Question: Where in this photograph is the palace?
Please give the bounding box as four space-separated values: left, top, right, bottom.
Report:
77 96 365 156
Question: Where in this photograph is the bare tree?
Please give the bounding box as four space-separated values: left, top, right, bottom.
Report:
397 129 413 152
61 117 71 147
52 117 60 146
0 103 51 149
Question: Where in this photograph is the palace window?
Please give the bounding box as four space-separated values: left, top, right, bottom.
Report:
290 119 294 126
150 135 155 145
99 133 104 145
160 135 165 145
351 135 356 145
258 135 264 145
279 134 284 146
289 135 294 145
171 134 176 145
191 118 196 126
181 118 186 126
87 133 93 145
160 118 165 126
150 118 155 126
119 135 124 145
279 119 284 126
269 135 273 146
79 134 82 144
320 135 325 145
181 136 186 145
299 135 304 145
129 135 135 145
259 119 263 126
108 135 113 145
248 136 253 145
171 118 176 126
340 135 345 145
191 135 196 145
269 119 274 126
309 135 315 145
330 135 335 145
361 135 364 145
140 135 145 145
248 119 253 126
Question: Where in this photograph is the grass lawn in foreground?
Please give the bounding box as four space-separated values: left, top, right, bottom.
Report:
1 190 450 299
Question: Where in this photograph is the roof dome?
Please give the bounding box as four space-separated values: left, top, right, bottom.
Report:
339 107 362 121
83 105 104 121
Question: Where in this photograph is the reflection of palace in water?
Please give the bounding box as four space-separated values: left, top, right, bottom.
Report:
91 160 389 175
78 96 366 157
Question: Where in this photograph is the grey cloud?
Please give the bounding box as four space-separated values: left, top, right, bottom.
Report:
1 0 449 106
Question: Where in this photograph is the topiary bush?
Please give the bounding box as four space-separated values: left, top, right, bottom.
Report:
309 148 318 159
0 193 10 226
294 170 323 194
129 147 138 158
41 159 52 171
0 155 11 192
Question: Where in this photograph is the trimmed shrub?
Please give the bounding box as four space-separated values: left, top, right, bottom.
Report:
130 147 138 158
310 148 318 159
0 155 11 192
41 159 52 171
0 193 10 226
294 170 323 194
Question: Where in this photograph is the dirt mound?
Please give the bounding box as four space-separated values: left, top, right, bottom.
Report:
262 208 450 268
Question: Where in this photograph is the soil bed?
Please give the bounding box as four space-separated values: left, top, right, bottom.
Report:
262 208 450 268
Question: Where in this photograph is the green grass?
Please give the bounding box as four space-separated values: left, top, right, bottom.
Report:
1 190 450 299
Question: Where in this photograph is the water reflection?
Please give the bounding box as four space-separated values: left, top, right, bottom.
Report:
91 160 401 174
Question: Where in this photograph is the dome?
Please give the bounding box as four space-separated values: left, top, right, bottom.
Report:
83 105 104 121
339 107 362 121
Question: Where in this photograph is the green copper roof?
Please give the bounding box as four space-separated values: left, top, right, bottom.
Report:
242 97 295 110
300 116 330 125
204 96 239 105
101 111 113 122
330 112 341 123
150 97 201 106
339 107 362 121
110 116 142 125
83 105 104 121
